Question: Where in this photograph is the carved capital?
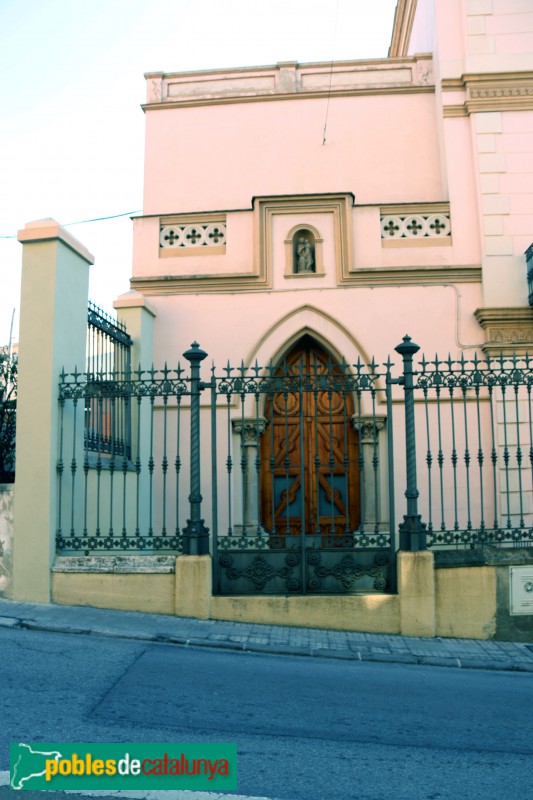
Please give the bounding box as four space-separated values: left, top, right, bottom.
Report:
350 416 386 443
232 417 267 445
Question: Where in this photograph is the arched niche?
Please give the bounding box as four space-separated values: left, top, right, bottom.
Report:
232 321 389 535
284 224 324 277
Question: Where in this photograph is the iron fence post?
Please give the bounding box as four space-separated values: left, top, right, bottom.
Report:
182 342 210 555
210 370 219 591
395 335 427 551
385 366 397 591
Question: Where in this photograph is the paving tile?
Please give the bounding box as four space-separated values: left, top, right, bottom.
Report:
0 598 531 673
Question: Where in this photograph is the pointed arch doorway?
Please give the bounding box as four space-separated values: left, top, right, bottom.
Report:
260 335 360 542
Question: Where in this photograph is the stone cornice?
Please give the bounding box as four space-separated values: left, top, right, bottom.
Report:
441 79 464 92
143 84 435 112
131 265 481 295
338 265 481 287
17 218 94 265
388 0 418 59
442 105 469 118
143 55 433 111
442 72 533 116
113 290 157 317
131 274 268 295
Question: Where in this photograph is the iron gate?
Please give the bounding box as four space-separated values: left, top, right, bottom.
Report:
209 337 396 595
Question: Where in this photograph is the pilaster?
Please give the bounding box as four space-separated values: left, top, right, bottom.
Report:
398 550 436 637
12 219 92 602
232 418 267 530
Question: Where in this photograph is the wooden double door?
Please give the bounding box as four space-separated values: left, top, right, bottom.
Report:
260 337 360 539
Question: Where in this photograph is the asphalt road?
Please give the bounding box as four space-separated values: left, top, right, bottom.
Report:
0 626 532 800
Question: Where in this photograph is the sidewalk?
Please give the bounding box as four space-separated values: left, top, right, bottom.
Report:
0 597 532 672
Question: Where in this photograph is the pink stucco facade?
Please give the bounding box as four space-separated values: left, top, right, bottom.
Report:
11 1 533 627
127 0 533 367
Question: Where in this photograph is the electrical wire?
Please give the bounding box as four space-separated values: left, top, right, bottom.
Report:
0 209 142 239
322 0 340 146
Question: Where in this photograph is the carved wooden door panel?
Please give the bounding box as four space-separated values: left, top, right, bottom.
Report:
260 338 360 540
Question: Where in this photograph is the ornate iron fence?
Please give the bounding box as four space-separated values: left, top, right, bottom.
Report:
85 302 132 458
56 336 533 592
414 351 533 549
57 363 190 554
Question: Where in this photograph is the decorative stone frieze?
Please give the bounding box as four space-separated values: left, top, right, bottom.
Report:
442 73 533 116
474 307 533 355
380 213 451 240
160 222 226 249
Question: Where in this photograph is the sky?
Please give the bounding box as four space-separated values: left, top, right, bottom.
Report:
0 0 398 346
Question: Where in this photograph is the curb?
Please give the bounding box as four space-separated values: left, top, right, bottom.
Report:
4 616 533 673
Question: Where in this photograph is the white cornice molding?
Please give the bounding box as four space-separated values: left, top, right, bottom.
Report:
389 0 418 59
442 72 533 116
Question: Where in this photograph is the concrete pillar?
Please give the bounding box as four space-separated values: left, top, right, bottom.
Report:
175 554 212 618
398 550 436 637
12 219 93 602
113 290 156 369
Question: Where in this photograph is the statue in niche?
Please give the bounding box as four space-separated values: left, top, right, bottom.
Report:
295 236 315 273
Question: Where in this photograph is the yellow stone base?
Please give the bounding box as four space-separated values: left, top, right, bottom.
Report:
211 593 400 633
398 550 436 637
175 555 212 618
52 572 175 615
435 566 497 639
51 554 500 640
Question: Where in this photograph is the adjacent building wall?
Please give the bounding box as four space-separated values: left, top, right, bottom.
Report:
0 485 14 596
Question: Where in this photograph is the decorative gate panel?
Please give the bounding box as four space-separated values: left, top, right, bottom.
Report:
215 548 390 595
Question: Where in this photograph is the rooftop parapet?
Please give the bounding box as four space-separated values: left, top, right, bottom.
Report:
144 55 433 109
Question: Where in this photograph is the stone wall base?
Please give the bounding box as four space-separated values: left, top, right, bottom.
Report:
49 550 533 640
52 572 176 615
